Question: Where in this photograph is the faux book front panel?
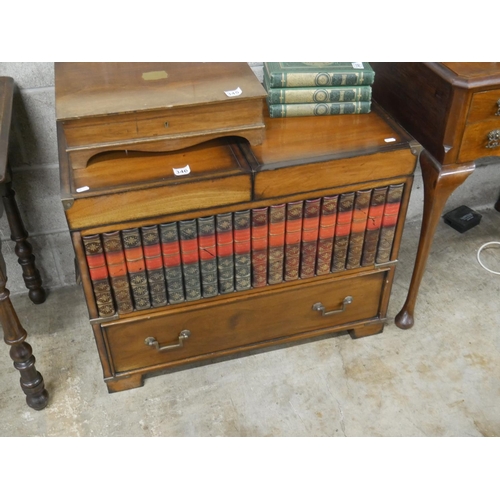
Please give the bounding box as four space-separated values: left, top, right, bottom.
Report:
81 183 405 318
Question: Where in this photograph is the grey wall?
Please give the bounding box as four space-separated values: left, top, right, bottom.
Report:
1 62 499 296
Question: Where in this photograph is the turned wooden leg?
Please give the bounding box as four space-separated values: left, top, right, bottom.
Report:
395 150 475 329
2 182 46 304
0 261 48 410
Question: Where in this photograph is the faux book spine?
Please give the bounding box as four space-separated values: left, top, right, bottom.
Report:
268 204 286 285
233 210 252 291
346 189 372 270
141 225 168 307
121 227 151 311
300 198 321 278
159 221 185 304
216 213 235 294
251 207 268 288
284 200 303 281
102 231 134 314
376 184 404 264
316 195 339 275
331 192 355 272
179 219 202 301
197 216 218 298
361 187 388 267
82 234 116 318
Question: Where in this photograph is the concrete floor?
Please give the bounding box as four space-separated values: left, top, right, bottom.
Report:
1 208 500 437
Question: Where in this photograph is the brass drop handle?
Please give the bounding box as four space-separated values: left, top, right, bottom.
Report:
145 330 191 352
486 129 500 149
495 99 500 116
313 296 353 316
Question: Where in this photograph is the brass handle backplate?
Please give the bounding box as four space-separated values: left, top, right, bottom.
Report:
313 296 353 316
145 330 191 352
486 129 500 149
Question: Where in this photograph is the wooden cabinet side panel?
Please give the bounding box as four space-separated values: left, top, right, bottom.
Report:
371 62 453 163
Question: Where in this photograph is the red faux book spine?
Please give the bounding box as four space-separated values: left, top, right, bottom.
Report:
300 198 321 278
197 215 218 298
376 183 405 264
331 192 355 272
268 204 286 285
178 219 202 301
361 186 388 267
233 210 252 291
82 234 116 317
346 189 372 270
159 221 185 304
251 206 269 287
102 231 134 314
141 225 168 307
284 200 304 281
316 195 339 275
121 227 151 310
216 213 235 294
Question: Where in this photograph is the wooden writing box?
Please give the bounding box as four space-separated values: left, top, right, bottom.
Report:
55 62 267 170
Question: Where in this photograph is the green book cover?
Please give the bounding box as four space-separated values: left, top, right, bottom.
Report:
267 101 372 118
264 62 375 88
263 71 372 104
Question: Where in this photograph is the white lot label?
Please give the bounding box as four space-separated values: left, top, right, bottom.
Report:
224 87 242 97
173 165 191 176
352 62 364 69
76 186 90 192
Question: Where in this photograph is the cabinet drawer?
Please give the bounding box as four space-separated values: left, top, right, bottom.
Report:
467 89 500 123
62 99 265 149
103 270 387 374
458 120 500 163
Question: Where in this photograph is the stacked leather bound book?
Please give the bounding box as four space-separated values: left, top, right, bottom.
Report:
263 62 375 118
83 183 404 318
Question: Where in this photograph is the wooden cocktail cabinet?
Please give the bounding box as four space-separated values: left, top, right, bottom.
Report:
55 63 419 393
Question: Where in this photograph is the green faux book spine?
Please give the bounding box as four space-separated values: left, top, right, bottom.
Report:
264 62 375 88
267 101 372 118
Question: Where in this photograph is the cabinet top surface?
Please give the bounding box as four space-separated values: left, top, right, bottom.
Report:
249 104 412 168
440 62 500 80
54 62 267 120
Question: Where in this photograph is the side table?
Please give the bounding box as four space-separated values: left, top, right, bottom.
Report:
0 76 48 410
371 62 500 329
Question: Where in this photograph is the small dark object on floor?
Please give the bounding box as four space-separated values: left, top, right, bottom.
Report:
443 205 482 233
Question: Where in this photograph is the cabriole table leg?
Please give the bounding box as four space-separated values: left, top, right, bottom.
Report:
395 149 475 329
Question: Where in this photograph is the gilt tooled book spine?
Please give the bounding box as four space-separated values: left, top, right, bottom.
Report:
268 204 286 285
300 198 321 279
251 207 269 288
284 200 304 281
376 184 404 264
233 210 252 291
267 101 371 118
141 225 168 307
102 231 134 314
121 227 152 310
178 219 202 301
264 76 373 105
346 189 372 270
197 216 218 298
331 192 355 272
82 234 116 318
216 213 235 295
361 186 388 267
316 195 339 275
159 221 185 304
264 62 376 88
